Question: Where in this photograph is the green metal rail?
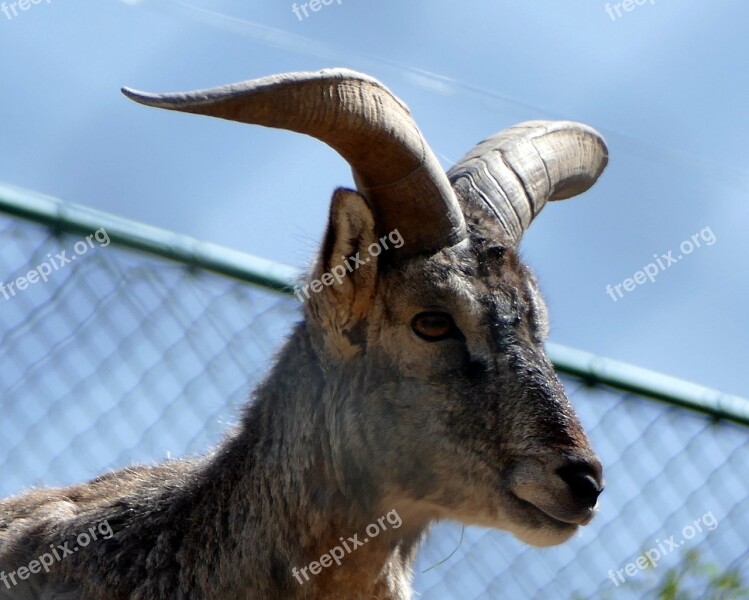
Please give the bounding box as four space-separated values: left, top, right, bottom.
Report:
2 181 748 427
0 183 297 294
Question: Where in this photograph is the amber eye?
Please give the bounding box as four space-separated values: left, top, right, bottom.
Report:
411 312 459 342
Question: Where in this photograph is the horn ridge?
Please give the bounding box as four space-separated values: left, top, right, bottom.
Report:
448 120 608 245
123 69 466 259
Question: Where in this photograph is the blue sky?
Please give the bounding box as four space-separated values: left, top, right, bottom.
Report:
1 0 747 396
1 4 747 598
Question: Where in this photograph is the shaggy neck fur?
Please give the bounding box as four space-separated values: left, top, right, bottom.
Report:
0 323 427 600
189 322 427 599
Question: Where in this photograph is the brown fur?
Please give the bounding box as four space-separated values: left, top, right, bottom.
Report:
0 184 602 599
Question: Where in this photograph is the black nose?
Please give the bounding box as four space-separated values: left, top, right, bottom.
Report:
557 459 604 507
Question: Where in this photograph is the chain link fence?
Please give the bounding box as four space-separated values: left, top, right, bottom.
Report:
1 189 747 599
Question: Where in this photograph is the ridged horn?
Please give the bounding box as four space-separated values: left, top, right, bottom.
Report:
122 68 466 260
447 121 608 245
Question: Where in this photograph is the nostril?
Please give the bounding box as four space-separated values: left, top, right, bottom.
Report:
557 463 604 506
566 472 601 504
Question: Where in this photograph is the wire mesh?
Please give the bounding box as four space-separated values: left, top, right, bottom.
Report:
1 211 747 599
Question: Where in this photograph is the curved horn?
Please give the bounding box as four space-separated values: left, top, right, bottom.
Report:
447 121 608 245
122 69 466 259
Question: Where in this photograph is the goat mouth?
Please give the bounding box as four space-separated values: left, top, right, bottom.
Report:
509 493 588 530
475 454 596 529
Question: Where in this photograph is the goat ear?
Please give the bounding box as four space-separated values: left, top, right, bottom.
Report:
302 188 379 355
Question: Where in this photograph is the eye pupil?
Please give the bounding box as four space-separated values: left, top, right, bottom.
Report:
412 312 456 341
422 316 449 332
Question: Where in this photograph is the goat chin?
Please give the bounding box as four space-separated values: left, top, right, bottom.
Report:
512 523 579 547
432 503 577 549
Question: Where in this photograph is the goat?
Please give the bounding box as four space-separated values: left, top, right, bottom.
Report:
0 68 607 600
